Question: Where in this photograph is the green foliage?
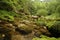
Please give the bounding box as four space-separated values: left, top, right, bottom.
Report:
0 10 19 21
56 5 60 13
32 35 60 40
49 21 60 33
32 37 58 40
0 0 60 40
36 9 48 16
0 1 13 11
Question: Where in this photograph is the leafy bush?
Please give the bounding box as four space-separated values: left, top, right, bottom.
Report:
0 1 13 11
48 21 60 37
0 10 19 21
56 5 60 13
36 9 48 16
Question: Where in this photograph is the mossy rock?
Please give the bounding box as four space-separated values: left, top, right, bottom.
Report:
16 23 34 33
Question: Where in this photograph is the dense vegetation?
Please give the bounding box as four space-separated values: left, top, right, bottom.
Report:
0 0 60 40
